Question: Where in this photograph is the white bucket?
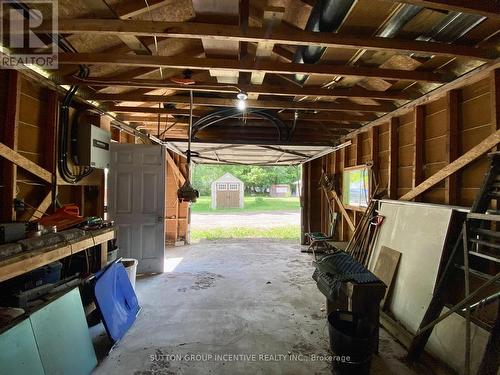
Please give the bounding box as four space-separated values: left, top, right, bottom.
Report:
121 258 138 290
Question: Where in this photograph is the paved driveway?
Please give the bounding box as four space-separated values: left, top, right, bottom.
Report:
191 210 300 229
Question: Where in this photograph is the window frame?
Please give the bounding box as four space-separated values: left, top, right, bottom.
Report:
342 165 371 211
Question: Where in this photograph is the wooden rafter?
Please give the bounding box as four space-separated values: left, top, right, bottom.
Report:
93 93 395 112
44 19 497 60
65 76 415 100
58 53 449 83
382 0 500 21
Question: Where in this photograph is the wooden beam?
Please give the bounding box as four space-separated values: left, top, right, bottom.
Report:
331 178 355 232
58 53 449 83
0 142 52 183
94 93 395 112
492 69 500 141
110 106 378 122
382 0 500 21
400 129 500 201
1 71 20 221
166 151 186 186
388 118 399 199
29 192 52 221
273 45 294 61
412 106 425 191
44 90 58 213
355 134 362 164
46 19 497 60
113 0 173 18
444 90 460 205
371 126 379 173
345 60 500 139
121 115 359 128
66 76 414 100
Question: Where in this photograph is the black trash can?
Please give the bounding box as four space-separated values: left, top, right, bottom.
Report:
328 311 377 375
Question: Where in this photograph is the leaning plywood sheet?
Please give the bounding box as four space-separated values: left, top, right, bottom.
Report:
372 245 401 310
30 288 97 375
368 200 454 327
368 200 490 374
0 318 44 375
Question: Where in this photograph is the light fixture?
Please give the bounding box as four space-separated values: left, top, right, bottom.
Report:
237 98 246 111
236 91 248 111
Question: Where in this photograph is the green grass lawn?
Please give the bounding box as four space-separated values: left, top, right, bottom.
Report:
191 196 300 213
190 225 300 241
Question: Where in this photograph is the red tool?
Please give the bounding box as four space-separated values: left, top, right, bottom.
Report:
38 204 85 231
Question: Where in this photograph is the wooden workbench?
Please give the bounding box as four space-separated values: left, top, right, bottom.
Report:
0 227 115 283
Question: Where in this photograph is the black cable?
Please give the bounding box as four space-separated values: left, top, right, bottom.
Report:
58 66 94 183
191 108 290 142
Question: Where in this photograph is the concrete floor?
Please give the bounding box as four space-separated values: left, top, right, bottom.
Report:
92 239 429 375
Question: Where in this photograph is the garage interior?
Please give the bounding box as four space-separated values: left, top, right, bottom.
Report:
0 0 499 374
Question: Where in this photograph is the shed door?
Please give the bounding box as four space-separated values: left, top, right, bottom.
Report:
108 144 166 273
216 183 239 208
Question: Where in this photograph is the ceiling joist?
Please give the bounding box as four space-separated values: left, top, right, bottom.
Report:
44 19 496 60
65 76 415 100
118 115 362 129
58 53 448 83
92 93 395 112
109 106 377 122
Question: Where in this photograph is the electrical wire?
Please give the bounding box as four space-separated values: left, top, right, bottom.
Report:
58 65 95 183
191 108 290 142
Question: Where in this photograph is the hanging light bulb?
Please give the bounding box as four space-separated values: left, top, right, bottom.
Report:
237 98 246 111
236 91 248 111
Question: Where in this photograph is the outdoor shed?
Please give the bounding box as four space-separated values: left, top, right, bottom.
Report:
270 184 291 197
211 173 244 209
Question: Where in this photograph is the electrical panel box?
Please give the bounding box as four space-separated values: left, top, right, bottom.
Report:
77 124 111 169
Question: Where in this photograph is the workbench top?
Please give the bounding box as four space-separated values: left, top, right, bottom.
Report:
0 227 115 283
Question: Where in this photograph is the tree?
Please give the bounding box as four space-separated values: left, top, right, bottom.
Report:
192 164 301 196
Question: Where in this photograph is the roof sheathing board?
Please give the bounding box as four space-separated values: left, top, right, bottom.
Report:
20 0 498 145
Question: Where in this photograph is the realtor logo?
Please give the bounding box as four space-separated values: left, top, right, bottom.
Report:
0 0 58 69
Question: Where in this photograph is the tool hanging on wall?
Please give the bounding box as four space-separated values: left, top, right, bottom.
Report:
177 89 199 203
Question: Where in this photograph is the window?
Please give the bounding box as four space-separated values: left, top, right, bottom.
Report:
342 166 370 208
217 183 227 191
229 183 239 191
276 186 288 193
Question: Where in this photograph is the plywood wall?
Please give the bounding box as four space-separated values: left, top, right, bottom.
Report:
305 71 498 243
0 70 140 221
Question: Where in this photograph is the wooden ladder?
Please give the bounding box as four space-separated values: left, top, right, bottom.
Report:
407 152 500 375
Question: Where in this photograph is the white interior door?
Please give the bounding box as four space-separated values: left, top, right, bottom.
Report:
108 144 166 273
